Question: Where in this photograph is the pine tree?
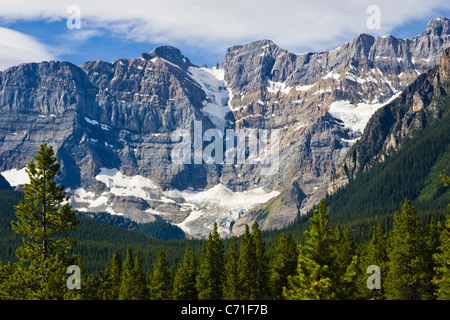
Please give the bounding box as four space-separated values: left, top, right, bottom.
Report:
284 200 334 300
433 174 450 299
357 222 387 300
238 224 257 299
109 250 122 299
118 246 135 300
331 226 358 299
9 143 79 299
251 221 270 299
149 249 172 300
133 250 148 299
385 198 431 300
173 245 197 300
64 255 94 300
196 222 225 300
95 265 111 300
433 215 450 299
269 232 298 299
422 220 440 298
98 250 122 300
223 235 240 300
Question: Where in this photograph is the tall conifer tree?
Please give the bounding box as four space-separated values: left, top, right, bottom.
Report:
118 246 135 300
223 235 240 300
269 232 298 299
9 143 79 299
133 250 148 299
149 249 172 300
385 199 431 300
196 222 225 300
433 174 450 299
251 221 270 299
173 245 197 300
284 200 334 299
357 222 387 300
238 224 257 299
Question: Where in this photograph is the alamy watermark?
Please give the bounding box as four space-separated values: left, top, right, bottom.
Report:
171 121 279 176
66 265 81 290
366 265 381 290
66 5 81 30
366 5 381 30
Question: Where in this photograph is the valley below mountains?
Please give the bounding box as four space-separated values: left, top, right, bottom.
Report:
1 17 450 238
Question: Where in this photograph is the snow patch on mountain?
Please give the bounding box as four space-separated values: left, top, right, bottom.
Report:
328 92 402 133
95 167 160 199
267 80 293 94
168 184 280 237
1 167 29 186
70 167 279 237
188 66 232 131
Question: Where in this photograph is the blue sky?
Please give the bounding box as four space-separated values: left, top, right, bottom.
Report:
1 1 450 70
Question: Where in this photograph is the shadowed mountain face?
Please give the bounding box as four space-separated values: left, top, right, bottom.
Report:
1 18 450 238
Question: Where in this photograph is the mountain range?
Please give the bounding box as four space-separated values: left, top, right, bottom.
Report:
1 17 450 238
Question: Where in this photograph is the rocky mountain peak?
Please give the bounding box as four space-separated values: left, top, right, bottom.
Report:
141 46 195 70
423 17 450 36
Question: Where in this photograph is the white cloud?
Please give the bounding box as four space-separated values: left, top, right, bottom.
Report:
0 27 55 71
0 0 450 63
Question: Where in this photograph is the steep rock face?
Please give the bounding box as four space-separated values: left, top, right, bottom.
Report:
328 46 450 194
1 18 450 238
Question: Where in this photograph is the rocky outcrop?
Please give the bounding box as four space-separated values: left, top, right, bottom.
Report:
328 46 450 194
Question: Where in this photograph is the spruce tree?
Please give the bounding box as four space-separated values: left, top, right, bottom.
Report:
65 255 97 300
133 250 148 299
331 226 358 299
118 246 135 300
385 198 431 300
173 245 197 300
284 200 334 300
433 215 450 299
109 250 122 299
251 221 270 299
9 143 79 299
149 249 172 300
433 174 450 299
223 235 240 300
269 232 298 299
238 224 257 299
357 222 387 300
98 250 122 300
196 222 225 300
422 220 440 298
96 265 111 300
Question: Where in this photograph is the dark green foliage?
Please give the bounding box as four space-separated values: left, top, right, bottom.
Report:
385 199 436 300
148 249 172 300
251 222 270 299
237 224 258 299
173 245 197 300
284 200 336 299
326 99 450 230
223 235 240 300
78 212 186 240
356 222 388 299
196 223 225 300
268 232 298 299
433 214 450 299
